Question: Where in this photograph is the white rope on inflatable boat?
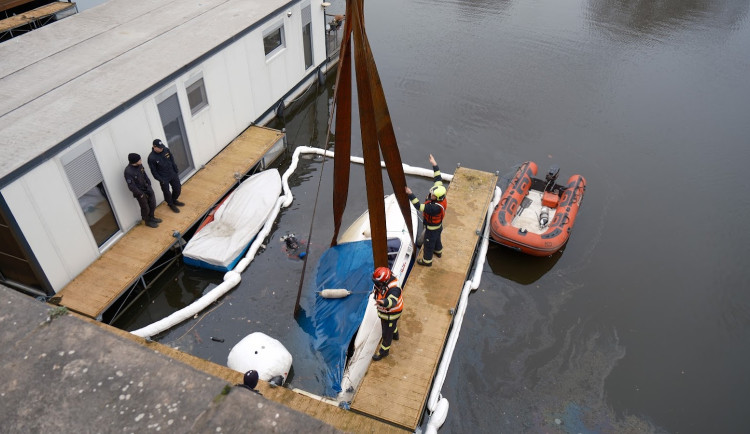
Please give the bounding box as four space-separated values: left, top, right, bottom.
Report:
131 145 450 338
424 186 501 434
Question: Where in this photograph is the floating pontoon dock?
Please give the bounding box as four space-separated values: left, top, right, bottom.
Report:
352 167 498 430
56 126 283 320
59 157 496 430
89 166 496 432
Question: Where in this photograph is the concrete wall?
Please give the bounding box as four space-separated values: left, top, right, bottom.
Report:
1 1 327 293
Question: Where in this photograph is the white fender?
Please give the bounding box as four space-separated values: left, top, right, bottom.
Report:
227 332 292 383
222 270 241 286
425 397 449 434
319 288 352 298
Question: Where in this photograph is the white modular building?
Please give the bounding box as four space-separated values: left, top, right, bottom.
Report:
0 0 338 296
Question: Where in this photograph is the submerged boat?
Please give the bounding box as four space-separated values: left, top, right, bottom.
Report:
490 161 585 256
310 194 418 402
183 169 282 271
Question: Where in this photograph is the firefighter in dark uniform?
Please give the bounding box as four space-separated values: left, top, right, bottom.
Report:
372 266 403 361
406 154 447 266
148 139 184 213
124 153 161 228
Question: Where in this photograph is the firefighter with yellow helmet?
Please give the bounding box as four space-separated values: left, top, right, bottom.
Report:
405 154 447 267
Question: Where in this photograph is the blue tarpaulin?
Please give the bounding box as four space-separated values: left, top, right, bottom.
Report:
312 240 374 396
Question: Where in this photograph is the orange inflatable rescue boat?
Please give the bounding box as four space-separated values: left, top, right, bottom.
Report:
490 162 586 256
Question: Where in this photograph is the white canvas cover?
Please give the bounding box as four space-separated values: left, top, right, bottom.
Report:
183 169 282 268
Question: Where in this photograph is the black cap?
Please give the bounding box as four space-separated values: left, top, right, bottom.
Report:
128 153 140 164
243 370 259 389
152 139 164 148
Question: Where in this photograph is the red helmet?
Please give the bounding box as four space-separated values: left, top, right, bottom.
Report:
372 267 392 285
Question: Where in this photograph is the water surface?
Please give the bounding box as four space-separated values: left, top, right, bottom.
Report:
118 0 750 431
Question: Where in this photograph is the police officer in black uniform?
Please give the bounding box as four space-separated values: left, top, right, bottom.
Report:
124 153 161 228
148 139 184 213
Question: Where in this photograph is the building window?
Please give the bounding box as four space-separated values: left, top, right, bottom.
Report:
77 183 119 247
302 5 313 69
62 145 119 247
186 77 209 115
263 25 285 57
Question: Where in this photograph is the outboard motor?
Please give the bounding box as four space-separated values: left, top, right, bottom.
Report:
545 165 560 191
284 234 299 250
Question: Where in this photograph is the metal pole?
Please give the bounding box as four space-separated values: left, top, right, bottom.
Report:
322 5 330 59
0 279 49 299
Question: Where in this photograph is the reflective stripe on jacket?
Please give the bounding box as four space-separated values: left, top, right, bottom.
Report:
408 164 448 230
375 278 403 316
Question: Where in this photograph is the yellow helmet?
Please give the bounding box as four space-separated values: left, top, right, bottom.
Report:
430 185 446 200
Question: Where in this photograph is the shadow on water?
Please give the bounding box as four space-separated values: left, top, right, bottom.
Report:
111 263 222 331
486 243 563 285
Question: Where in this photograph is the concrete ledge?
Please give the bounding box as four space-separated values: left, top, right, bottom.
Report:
0 285 339 433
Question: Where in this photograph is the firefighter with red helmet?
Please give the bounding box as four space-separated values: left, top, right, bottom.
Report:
371 266 403 361
406 154 447 266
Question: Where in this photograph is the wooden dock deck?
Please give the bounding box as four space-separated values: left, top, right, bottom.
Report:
351 167 498 430
56 126 284 320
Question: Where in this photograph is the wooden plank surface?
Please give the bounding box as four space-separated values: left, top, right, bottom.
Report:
351 167 497 430
90 318 407 433
0 0 36 14
0 2 75 33
57 126 283 319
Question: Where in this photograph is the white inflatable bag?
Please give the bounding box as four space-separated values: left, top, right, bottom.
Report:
227 332 292 383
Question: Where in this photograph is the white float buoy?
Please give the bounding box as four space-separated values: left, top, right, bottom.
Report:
425 397 449 434
318 288 352 298
227 332 292 384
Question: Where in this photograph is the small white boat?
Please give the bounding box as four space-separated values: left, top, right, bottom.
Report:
311 194 418 403
339 194 418 403
183 169 282 271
